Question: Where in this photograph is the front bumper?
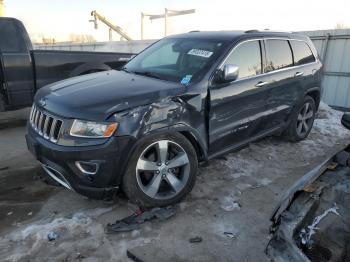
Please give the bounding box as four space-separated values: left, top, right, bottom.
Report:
26 123 134 199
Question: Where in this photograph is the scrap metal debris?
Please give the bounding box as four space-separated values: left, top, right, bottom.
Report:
106 206 175 233
299 203 340 247
267 147 350 262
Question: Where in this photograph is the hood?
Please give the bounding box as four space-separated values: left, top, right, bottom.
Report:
35 70 185 121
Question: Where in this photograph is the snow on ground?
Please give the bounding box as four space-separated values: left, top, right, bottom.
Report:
0 103 349 262
0 207 158 261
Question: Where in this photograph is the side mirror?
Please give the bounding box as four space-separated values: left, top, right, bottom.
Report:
216 64 239 83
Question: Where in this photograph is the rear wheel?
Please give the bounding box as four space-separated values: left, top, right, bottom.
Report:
284 95 316 141
122 133 198 207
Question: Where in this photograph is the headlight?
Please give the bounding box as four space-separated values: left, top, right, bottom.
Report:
70 120 118 138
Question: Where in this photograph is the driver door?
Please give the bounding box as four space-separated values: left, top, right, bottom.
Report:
208 39 272 155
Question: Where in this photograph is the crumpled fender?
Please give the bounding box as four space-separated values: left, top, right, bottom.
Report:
111 93 208 157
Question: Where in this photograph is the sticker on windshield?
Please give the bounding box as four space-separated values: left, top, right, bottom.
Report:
187 49 213 58
180 75 192 85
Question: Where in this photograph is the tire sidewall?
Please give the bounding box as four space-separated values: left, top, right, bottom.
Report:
122 132 198 207
288 96 316 141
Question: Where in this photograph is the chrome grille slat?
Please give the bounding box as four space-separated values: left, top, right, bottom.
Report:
49 119 57 142
30 106 35 122
43 116 50 139
38 113 44 135
33 108 39 129
35 110 40 130
29 104 63 144
31 107 37 124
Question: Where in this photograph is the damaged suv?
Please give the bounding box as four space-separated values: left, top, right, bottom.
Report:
26 30 322 207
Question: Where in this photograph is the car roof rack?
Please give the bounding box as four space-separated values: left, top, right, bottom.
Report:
189 30 200 33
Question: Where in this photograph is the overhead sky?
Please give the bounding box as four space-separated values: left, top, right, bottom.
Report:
4 0 350 42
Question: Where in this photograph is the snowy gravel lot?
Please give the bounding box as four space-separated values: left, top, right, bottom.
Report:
0 103 349 262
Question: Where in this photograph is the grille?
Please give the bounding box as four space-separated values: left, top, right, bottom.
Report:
29 104 63 143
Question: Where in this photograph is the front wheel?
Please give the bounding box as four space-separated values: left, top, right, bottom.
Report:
122 133 198 207
284 95 316 142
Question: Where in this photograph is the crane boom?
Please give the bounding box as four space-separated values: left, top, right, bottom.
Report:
147 9 195 20
90 10 132 41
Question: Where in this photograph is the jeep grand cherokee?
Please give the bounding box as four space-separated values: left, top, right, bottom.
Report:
26 30 322 207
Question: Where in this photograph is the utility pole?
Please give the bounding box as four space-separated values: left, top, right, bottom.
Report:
141 8 195 39
164 8 168 37
0 0 5 17
141 12 145 40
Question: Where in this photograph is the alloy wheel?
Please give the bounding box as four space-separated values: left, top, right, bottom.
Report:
296 102 314 137
135 140 190 200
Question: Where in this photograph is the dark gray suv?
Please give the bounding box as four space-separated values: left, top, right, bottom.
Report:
26 30 322 207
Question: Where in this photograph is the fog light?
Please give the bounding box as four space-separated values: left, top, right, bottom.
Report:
75 161 99 175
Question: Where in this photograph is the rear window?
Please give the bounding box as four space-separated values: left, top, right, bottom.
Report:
265 40 293 72
0 20 25 52
290 40 316 65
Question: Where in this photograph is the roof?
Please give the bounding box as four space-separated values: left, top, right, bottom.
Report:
169 30 309 42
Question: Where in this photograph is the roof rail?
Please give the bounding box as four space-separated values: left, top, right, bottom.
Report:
245 29 259 33
189 30 200 33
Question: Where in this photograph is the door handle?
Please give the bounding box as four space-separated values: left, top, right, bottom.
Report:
295 71 304 77
255 81 269 87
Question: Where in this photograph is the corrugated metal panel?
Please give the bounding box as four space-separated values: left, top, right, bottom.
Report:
302 29 350 110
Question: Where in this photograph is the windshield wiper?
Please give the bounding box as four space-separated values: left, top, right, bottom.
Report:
133 71 162 80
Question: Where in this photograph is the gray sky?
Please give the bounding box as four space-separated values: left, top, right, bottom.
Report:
4 0 350 41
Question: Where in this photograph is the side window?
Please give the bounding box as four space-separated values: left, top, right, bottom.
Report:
224 40 262 79
265 40 293 72
290 40 316 65
0 20 25 52
141 42 179 68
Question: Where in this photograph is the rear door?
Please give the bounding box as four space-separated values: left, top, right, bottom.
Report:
289 39 319 97
0 19 34 108
262 39 301 129
209 39 271 155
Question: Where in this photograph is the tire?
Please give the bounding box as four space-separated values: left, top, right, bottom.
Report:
122 132 198 207
284 95 316 142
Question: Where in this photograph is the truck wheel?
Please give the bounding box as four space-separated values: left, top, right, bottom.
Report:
284 95 316 142
122 132 198 207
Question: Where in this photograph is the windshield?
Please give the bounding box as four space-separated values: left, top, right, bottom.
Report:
123 37 228 85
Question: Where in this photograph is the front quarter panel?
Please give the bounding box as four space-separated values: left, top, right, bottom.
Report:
112 90 208 155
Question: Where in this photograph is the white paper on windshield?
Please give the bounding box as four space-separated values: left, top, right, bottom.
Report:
187 49 213 58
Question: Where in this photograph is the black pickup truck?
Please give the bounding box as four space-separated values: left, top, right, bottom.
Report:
0 17 134 111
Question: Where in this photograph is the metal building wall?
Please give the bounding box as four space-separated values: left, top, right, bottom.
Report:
302 29 350 110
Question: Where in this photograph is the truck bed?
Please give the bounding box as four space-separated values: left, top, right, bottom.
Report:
32 49 133 90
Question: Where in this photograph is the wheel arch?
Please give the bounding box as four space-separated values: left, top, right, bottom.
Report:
305 87 321 110
113 127 207 186
179 130 206 162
